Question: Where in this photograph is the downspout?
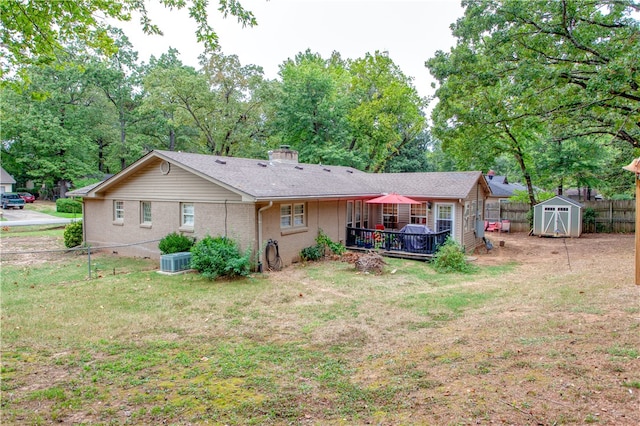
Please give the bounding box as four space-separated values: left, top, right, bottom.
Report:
258 201 273 265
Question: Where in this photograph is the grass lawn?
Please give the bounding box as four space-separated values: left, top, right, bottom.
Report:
24 201 81 219
1 230 638 425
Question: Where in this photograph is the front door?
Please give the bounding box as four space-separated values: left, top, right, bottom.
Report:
435 203 454 234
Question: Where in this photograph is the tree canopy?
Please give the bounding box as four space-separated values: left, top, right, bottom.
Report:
427 0 640 203
0 0 256 79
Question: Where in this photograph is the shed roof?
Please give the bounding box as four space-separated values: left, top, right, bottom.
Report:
535 195 584 208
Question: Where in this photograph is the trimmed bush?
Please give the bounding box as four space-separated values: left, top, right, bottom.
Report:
190 235 251 279
158 232 195 255
431 236 476 274
300 244 325 261
56 198 82 214
63 221 83 248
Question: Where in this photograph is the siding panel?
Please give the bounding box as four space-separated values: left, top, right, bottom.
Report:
103 159 242 202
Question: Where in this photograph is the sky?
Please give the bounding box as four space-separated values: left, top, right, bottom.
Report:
119 0 464 100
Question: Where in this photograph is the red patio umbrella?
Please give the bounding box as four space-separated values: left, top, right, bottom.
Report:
365 193 421 204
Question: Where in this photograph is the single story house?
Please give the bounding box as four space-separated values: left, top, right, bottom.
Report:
69 149 491 266
1 166 16 193
484 171 527 221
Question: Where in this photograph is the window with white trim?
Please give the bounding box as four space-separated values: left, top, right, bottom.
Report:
113 200 124 222
293 203 305 226
411 203 428 224
382 204 398 229
181 203 194 228
346 201 353 228
140 201 152 225
281 203 306 229
436 204 454 233
355 201 362 228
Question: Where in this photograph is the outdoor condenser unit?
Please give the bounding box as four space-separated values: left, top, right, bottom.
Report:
160 252 192 273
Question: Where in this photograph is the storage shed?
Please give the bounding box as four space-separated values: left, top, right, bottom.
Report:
533 196 583 237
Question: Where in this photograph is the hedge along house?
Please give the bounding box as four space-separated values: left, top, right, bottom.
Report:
69 149 491 266
532 195 583 238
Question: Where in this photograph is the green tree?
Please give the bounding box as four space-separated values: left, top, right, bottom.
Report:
139 49 202 152
1 0 256 79
271 50 361 167
200 51 267 156
427 0 639 204
87 29 144 171
348 51 427 172
1 62 95 196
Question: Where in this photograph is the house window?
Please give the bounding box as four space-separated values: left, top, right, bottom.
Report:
294 203 305 226
181 203 194 228
411 203 428 225
346 201 353 228
113 200 124 222
436 204 454 233
382 204 398 229
355 201 362 228
140 201 152 225
464 201 470 232
281 203 306 229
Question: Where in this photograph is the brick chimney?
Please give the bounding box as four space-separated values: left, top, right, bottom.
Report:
268 145 298 163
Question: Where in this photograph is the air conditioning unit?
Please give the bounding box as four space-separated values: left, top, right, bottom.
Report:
160 252 192 273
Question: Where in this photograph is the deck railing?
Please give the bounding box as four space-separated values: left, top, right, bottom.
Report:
345 227 450 255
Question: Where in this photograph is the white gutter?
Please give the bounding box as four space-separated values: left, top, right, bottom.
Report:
257 201 273 263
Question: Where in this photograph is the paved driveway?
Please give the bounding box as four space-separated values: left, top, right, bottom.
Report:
1 207 78 226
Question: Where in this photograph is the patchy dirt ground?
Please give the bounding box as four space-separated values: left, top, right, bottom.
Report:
2 230 639 425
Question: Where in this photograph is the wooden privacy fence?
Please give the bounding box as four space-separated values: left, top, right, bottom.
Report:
493 200 635 233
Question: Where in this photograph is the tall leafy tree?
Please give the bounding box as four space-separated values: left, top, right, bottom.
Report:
87 29 143 171
349 51 426 172
1 0 256 79
1 62 95 195
139 49 202 152
200 51 267 156
427 0 639 202
271 50 360 166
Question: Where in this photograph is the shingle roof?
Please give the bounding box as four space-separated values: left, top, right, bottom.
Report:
367 171 485 199
155 150 380 200
85 150 486 201
485 175 527 197
0 167 16 184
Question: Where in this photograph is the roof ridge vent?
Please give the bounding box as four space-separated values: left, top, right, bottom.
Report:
257 162 268 167
323 167 331 172
295 165 304 170
215 159 227 165
346 169 353 174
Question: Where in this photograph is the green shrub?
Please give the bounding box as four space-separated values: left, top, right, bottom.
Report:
583 207 596 232
432 236 476 274
190 235 251 279
63 221 83 248
56 198 83 214
316 229 346 255
158 232 195 255
300 244 325 261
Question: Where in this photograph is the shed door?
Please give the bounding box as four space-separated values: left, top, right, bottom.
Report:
542 206 570 236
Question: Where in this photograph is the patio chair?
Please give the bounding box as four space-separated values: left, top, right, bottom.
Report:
486 221 501 232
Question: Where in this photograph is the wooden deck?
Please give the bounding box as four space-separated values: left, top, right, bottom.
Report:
345 227 450 261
